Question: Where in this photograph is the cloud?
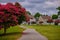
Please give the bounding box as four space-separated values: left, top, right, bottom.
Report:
27 0 46 3
20 2 35 8
44 0 60 8
0 0 25 3
0 0 60 15
26 0 60 15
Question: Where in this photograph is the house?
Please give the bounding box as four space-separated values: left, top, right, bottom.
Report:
38 15 52 24
53 15 60 25
29 15 36 25
21 14 36 25
25 14 36 25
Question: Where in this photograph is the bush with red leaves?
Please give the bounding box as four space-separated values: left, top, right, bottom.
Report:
54 19 60 25
47 19 53 23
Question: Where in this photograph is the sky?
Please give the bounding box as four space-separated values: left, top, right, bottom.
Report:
0 0 60 16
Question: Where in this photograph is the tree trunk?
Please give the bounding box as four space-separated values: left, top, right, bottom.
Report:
4 27 6 34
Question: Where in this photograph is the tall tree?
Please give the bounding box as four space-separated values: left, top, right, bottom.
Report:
57 7 60 15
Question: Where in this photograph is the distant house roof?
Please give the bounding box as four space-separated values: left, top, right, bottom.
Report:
27 14 33 18
38 15 52 22
27 14 36 22
41 15 51 20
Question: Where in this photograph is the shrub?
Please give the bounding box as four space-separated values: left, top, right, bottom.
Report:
54 19 60 25
47 19 53 23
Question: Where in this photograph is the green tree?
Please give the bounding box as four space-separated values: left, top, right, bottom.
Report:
52 14 58 19
57 7 60 10
34 12 42 18
26 11 31 15
56 7 60 15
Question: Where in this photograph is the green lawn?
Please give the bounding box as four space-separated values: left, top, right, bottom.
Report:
0 25 24 40
23 24 60 40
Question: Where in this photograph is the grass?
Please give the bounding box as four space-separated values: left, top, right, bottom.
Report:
23 24 60 40
0 25 25 40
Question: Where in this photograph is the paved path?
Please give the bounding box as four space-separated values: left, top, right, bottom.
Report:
18 28 48 40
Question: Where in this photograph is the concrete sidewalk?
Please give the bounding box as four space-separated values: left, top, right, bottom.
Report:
18 29 48 40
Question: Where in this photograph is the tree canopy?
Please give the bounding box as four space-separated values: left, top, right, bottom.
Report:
0 2 30 34
26 11 31 15
34 12 42 18
57 7 60 15
57 7 60 10
52 14 58 19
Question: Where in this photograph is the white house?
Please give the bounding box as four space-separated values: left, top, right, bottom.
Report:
38 15 51 24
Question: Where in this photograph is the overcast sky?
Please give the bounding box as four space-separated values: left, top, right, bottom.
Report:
0 0 60 15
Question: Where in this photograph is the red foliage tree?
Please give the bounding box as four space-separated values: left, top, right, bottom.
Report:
0 3 30 34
